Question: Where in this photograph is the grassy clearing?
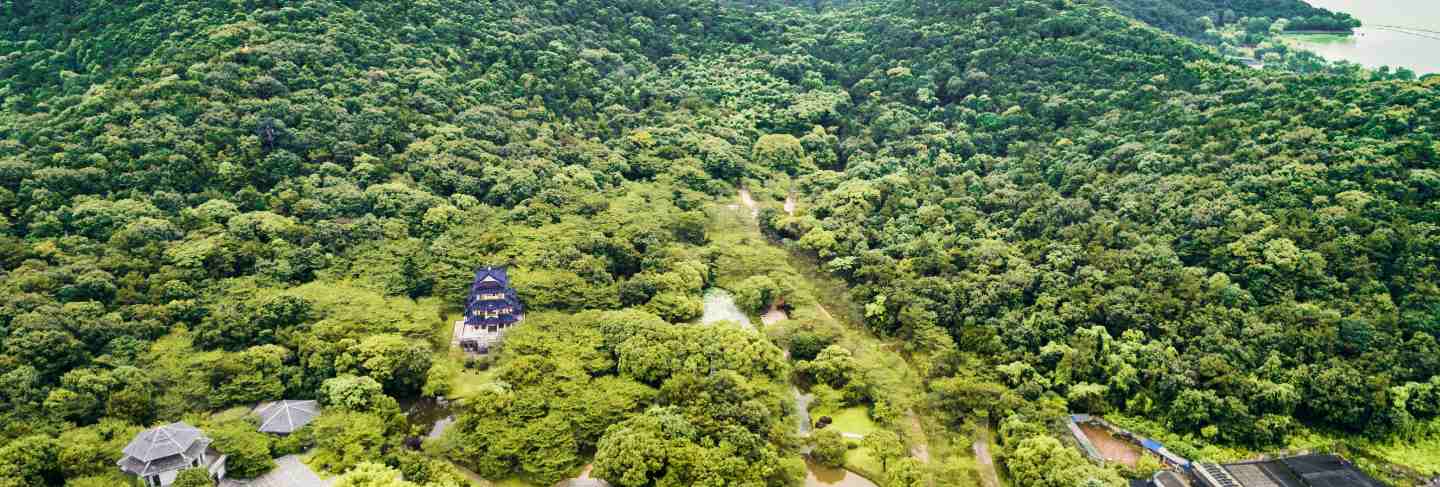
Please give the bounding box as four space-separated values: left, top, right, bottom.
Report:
823 406 879 437
429 311 495 400
449 368 500 400
1363 435 1440 476
716 186 999 485
844 446 886 482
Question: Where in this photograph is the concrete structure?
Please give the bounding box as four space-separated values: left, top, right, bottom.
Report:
118 422 226 486
219 455 331 487
1153 470 1191 487
1067 414 1104 462
1066 414 1191 468
1190 455 1382 487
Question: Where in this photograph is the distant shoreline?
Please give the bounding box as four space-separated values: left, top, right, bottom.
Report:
1283 29 1355 35
1286 25 1440 42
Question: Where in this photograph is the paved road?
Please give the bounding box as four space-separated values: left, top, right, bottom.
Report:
221 455 331 487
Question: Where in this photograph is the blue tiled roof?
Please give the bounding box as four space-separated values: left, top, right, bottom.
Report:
464 266 523 327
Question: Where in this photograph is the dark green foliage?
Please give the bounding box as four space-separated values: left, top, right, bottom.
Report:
208 422 275 479
171 468 215 487
1 0 1437 484
440 310 792 486
0 435 62 486
789 331 833 362
593 406 803 487
752 0 1440 446
811 429 848 467
1097 0 1359 37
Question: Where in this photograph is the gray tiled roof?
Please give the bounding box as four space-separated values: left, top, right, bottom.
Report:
122 422 207 463
255 400 321 434
118 423 213 477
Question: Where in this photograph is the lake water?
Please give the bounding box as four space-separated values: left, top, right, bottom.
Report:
1286 0 1440 74
402 396 455 440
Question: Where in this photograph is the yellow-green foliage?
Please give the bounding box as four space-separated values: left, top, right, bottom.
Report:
6 0 1439 485
277 281 438 341
707 208 817 310
1364 435 1440 477
1105 414 1256 462
843 446 886 483
822 406 880 437
144 331 227 418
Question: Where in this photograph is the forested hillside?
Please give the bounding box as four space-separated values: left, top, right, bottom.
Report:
761 0 1440 443
2 0 1438 486
1094 0 1359 37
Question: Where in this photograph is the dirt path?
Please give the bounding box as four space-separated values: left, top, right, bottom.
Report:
762 304 789 325
794 387 814 436
738 188 759 219
814 302 836 321
729 186 944 485
906 410 931 463
973 425 1001 487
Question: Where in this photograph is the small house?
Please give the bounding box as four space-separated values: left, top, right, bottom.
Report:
117 422 226 486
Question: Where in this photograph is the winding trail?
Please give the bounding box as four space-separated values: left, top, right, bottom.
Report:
739 188 759 219
973 425 1001 487
795 387 815 436
814 302 836 322
732 187 927 487
906 410 931 463
762 304 789 325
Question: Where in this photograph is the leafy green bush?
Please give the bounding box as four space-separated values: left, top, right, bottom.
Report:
812 429 848 467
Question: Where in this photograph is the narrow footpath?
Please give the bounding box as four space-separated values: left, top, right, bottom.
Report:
973 425 1001 487
736 188 939 468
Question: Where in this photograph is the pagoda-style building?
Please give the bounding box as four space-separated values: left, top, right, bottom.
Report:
117 422 226 486
453 266 524 353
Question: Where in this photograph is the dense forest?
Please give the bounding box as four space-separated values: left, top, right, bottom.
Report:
1095 0 1360 37
2 0 1438 486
